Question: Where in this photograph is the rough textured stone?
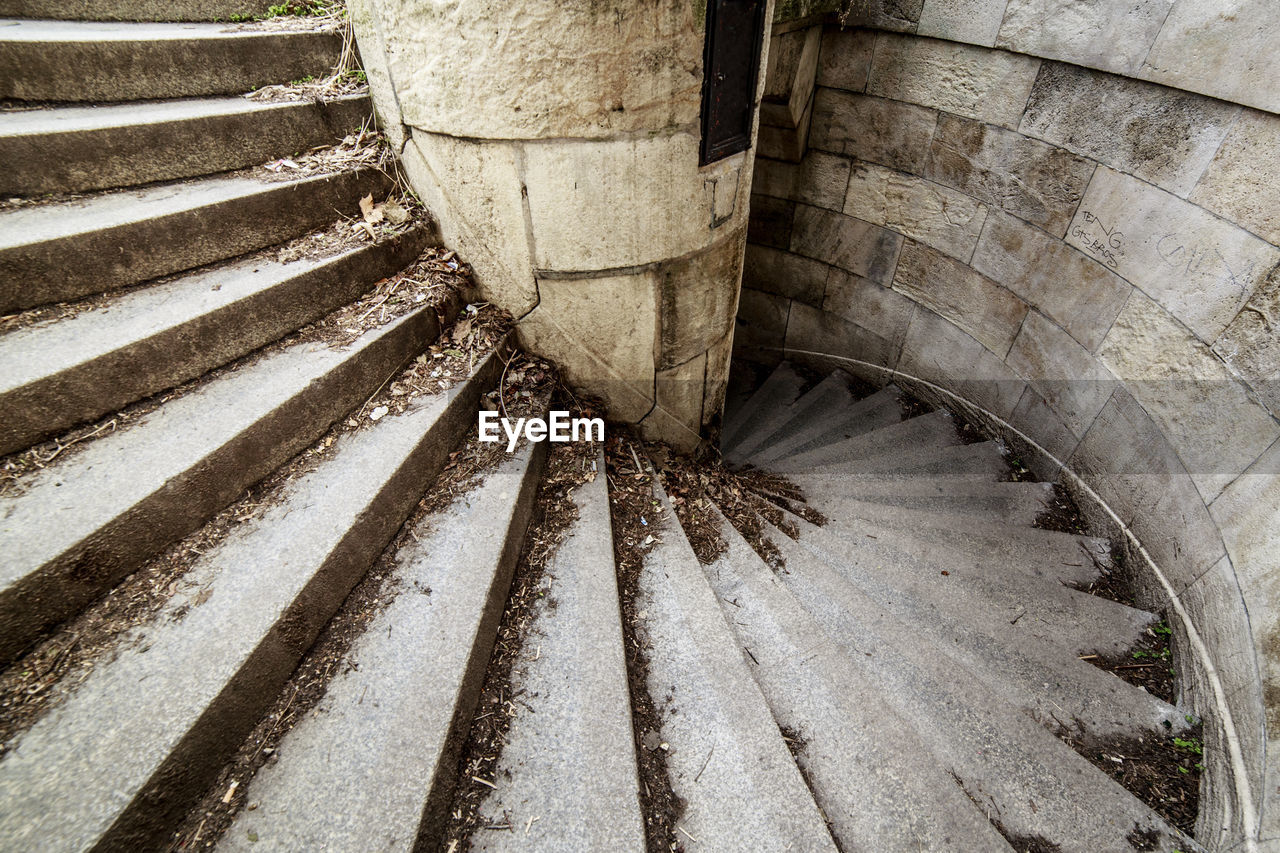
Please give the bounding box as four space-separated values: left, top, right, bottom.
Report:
518 272 657 423
867 33 1041 129
1068 387 1225 586
702 328 735 427
1213 264 1280 415
765 26 810 103
1096 291 1280 502
844 161 988 263
650 351 707 444
1066 166 1280 342
823 267 916 350
916 0 1006 46
971 211 1130 352
748 194 795 249
346 0 403 147
926 113 1095 236
892 241 1028 356
786 301 904 376
659 230 745 369
753 151 852 211
1191 109 1280 246
810 89 938 174
1006 310 1116 437
996 0 1172 76
816 27 874 92
791 203 905 284
523 131 750 272
1139 0 1280 115
1021 62 1239 199
402 133 537 316
379 0 702 139
897 306 1027 420
736 288 791 359
744 244 830 306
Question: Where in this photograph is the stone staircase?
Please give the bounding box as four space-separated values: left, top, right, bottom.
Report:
0 7 1210 853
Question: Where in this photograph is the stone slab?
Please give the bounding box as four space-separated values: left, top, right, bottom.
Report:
734 287 790 358
1212 263 1280 416
749 385 904 465
743 243 829 306
996 0 1172 77
815 27 874 92
893 240 1028 356
867 32 1041 129
1191 109 1280 246
1005 308 1116 438
809 89 937 175
844 161 988 263
916 0 1006 46
896 306 1027 420
659 229 745 369
926 112 1095 237
971 210 1132 352
784 302 904 383
752 150 852 211
1066 166 1280 342
0 20 341 102
822 267 916 349
790 203 904 284
747 193 795 249
1021 62 1240 199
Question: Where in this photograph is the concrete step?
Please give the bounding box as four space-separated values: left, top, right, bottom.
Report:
770 409 960 474
0 351 506 852
796 477 1056 523
772 532 1200 852
470 449 644 852
220 438 551 853
765 519 1187 742
0 20 342 103
746 385 903 466
785 439 1011 481
0 93 371 196
0 167 390 313
719 361 805 452
787 511 1156 658
0 306 465 664
639 471 836 851
724 371 859 464
0 0 271 22
700 508 1015 852
0 227 436 456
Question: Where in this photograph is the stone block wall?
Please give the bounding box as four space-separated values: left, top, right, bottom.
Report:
738 13 1280 850
350 0 774 449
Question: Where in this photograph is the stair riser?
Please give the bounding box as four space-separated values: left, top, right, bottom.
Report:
0 30 342 102
0 228 437 457
0 305 457 665
0 349 510 851
749 392 902 466
0 96 372 196
0 0 271 21
0 168 391 313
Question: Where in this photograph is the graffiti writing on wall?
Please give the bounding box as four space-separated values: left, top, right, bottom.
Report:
1070 211 1124 269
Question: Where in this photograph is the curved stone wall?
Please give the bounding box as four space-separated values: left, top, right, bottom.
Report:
349 0 774 449
736 18 1280 851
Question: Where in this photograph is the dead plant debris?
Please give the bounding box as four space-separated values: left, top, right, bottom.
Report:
257 124 393 183
605 432 685 853
1082 619 1178 706
443 424 603 850
1033 483 1090 535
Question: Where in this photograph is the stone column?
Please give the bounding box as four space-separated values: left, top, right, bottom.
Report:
350 0 774 449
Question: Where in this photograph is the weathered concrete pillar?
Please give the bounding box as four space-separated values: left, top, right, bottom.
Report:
350 0 775 449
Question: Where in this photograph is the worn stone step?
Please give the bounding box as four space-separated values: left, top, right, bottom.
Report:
0 307 462 664
0 227 436 456
221 438 551 853
772 533 1200 852
700 509 1015 852
796 477 1056 523
0 0 270 21
719 361 805 452
764 519 1187 743
469 449 644 852
0 20 342 102
786 511 1155 658
746 384 904 466
0 350 506 852
639 472 836 851
0 167 389 313
725 371 857 464
0 94 371 196
784 439 1011 481
770 409 960 474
